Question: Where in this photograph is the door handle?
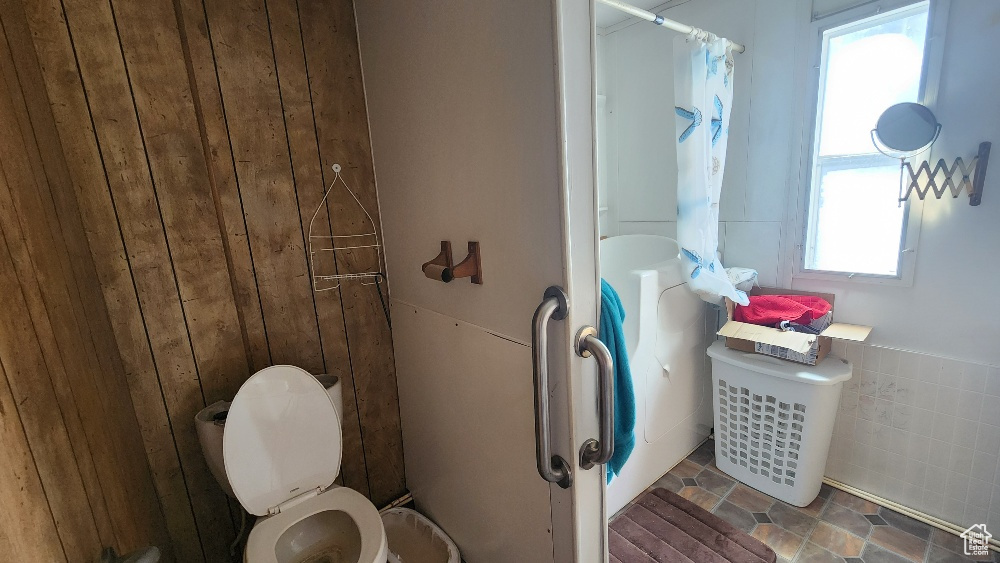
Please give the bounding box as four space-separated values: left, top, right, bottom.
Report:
531 286 572 489
575 327 614 469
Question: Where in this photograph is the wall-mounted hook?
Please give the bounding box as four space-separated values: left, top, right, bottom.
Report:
422 241 454 282
452 241 483 285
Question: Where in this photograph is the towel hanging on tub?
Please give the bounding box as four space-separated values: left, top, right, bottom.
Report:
599 279 635 483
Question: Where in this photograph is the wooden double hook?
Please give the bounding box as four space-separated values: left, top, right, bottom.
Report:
422 241 483 285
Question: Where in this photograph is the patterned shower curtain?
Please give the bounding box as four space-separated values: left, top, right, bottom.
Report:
673 35 749 306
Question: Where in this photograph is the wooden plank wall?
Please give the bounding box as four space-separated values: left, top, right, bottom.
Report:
0 3 171 560
1 0 405 560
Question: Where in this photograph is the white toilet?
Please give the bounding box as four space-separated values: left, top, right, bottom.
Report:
220 365 388 563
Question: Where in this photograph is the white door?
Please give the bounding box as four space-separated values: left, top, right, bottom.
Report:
354 1 605 562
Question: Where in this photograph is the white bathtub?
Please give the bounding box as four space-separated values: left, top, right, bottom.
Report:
601 235 715 516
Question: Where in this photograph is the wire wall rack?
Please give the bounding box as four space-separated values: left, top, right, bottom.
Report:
307 163 383 292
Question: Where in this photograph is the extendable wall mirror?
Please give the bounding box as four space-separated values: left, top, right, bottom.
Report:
871 102 940 158
871 102 991 206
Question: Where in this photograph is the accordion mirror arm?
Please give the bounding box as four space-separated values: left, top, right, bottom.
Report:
872 103 992 207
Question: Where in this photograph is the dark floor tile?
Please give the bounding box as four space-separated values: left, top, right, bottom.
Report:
926 544 983 563
769 501 820 537
865 514 889 526
929 528 995 561
928 529 996 561
688 439 716 466
819 484 835 499
860 543 917 563
651 472 684 493
754 512 772 523
931 529 966 554
704 458 727 475
799 494 830 518
752 524 806 561
669 459 704 479
808 521 865 558
682 477 697 487
727 484 776 513
820 503 872 538
845 559 864 563
831 490 879 514
868 525 928 562
696 467 735 496
796 541 847 563
712 500 757 533
677 486 721 512
877 508 932 540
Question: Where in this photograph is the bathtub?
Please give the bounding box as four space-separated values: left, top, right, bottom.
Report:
601 235 714 516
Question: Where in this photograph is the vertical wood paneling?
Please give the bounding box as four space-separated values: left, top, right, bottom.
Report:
13 0 205 559
170 0 276 529
0 2 173 556
173 0 273 373
0 195 85 563
299 0 405 505
0 358 66 562
2 0 405 558
203 0 327 375
0 22 115 551
110 0 250 404
0 62 105 562
0 150 116 555
265 0 371 497
0 151 168 557
0 197 114 549
40 0 235 558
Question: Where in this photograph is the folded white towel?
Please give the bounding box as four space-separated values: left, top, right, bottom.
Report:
726 267 758 292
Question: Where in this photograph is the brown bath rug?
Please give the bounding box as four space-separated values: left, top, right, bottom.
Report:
610 488 776 563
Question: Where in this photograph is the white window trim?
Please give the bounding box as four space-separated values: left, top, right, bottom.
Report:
783 0 950 288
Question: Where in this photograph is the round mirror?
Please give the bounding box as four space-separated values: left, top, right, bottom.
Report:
872 102 940 156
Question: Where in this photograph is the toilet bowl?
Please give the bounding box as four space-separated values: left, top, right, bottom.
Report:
222 365 388 563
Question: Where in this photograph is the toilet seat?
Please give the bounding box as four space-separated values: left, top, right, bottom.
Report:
245 486 388 563
225 366 387 563
224 365 343 516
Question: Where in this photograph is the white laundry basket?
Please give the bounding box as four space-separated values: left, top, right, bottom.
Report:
707 341 852 506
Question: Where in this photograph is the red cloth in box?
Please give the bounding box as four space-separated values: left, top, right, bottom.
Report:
733 295 832 327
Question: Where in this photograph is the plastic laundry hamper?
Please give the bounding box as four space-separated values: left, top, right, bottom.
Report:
707 341 852 506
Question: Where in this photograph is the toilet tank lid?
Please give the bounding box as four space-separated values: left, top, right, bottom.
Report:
707 341 852 385
223 365 342 516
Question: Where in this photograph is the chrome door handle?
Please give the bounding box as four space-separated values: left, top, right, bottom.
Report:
531 286 572 489
575 327 614 469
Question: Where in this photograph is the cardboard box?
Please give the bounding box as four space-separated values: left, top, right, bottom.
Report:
717 287 872 365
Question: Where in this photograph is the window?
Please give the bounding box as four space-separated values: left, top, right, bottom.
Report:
802 2 930 277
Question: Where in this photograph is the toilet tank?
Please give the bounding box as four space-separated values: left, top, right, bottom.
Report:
194 400 236 498
315 374 344 423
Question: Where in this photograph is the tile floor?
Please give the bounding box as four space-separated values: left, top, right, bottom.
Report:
612 440 999 563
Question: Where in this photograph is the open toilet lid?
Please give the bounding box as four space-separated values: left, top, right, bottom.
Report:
224 365 342 516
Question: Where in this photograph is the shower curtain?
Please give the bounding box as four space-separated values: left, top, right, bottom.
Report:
674 35 749 306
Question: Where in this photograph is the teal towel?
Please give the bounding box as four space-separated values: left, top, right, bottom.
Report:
600 279 635 483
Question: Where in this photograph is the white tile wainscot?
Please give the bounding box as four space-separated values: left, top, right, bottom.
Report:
826 342 1000 533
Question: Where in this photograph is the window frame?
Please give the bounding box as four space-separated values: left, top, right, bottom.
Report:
788 0 949 286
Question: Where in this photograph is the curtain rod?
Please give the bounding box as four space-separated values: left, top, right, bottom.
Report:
597 0 746 53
